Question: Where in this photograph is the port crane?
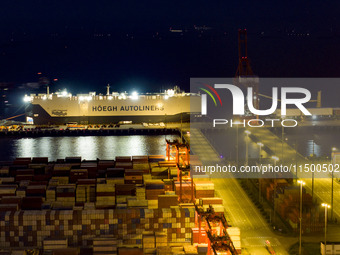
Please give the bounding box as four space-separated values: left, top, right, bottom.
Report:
195 204 238 255
235 29 321 109
235 29 259 112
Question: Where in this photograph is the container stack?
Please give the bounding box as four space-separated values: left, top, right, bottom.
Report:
26 184 46 198
1 196 22 208
155 232 167 248
199 197 223 206
46 186 56 202
132 156 150 174
115 184 136 204
97 160 115 168
0 177 15 184
43 238 68 251
65 157 81 164
262 179 324 232
183 245 199 255
21 196 43 210
158 194 178 209
96 183 115 209
56 185 76 207
0 166 9 176
169 167 178 179
53 164 72 183
81 162 98 179
118 247 143 255
159 161 177 168
194 181 215 198
0 156 206 250
132 156 149 163
227 227 241 254
0 185 17 197
15 169 34 182
16 186 26 198
75 185 86 203
70 169 88 183
49 248 79 255
126 198 148 208
13 158 31 166
150 165 169 179
106 168 125 184
156 246 172 255
0 206 196 247
124 170 143 185
142 232 155 252
115 157 133 170
0 195 20 212
145 180 165 200
132 166 150 175
148 155 165 163
135 185 146 200
163 179 173 191
174 181 193 201
169 246 198 255
92 237 118 255
196 244 208 255
77 179 96 203
51 176 69 185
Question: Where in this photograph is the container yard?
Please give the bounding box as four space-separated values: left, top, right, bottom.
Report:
260 178 325 233
0 140 241 255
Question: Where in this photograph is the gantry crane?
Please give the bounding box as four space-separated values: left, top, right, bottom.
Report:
234 29 260 113
195 204 238 255
166 139 194 203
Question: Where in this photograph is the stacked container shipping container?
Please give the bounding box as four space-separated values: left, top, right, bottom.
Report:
0 156 201 250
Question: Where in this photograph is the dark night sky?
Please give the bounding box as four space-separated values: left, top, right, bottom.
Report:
1 0 340 97
1 1 338 31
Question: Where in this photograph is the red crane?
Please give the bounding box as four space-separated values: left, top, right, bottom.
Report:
235 29 260 112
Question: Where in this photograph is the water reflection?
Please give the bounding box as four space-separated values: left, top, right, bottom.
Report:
5 135 178 161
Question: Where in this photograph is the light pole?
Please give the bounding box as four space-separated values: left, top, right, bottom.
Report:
271 156 279 167
331 170 334 222
331 147 337 220
245 130 251 166
297 180 305 255
322 203 330 255
281 125 284 163
257 142 264 164
233 120 243 169
293 143 298 180
236 125 239 168
271 156 279 225
257 142 264 202
312 140 315 202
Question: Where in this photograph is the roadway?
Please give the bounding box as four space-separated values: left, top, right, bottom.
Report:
240 126 340 250
249 126 340 221
185 128 291 255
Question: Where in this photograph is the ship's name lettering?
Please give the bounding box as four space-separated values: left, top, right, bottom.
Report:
92 105 164 112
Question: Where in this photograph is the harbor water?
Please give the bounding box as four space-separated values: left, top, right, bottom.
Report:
0 127 339 162
0 135 179 161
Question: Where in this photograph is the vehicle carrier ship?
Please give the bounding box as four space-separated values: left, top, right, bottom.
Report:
24 85 201 125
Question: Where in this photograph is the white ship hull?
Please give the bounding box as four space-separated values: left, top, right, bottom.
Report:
27 92 201 125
